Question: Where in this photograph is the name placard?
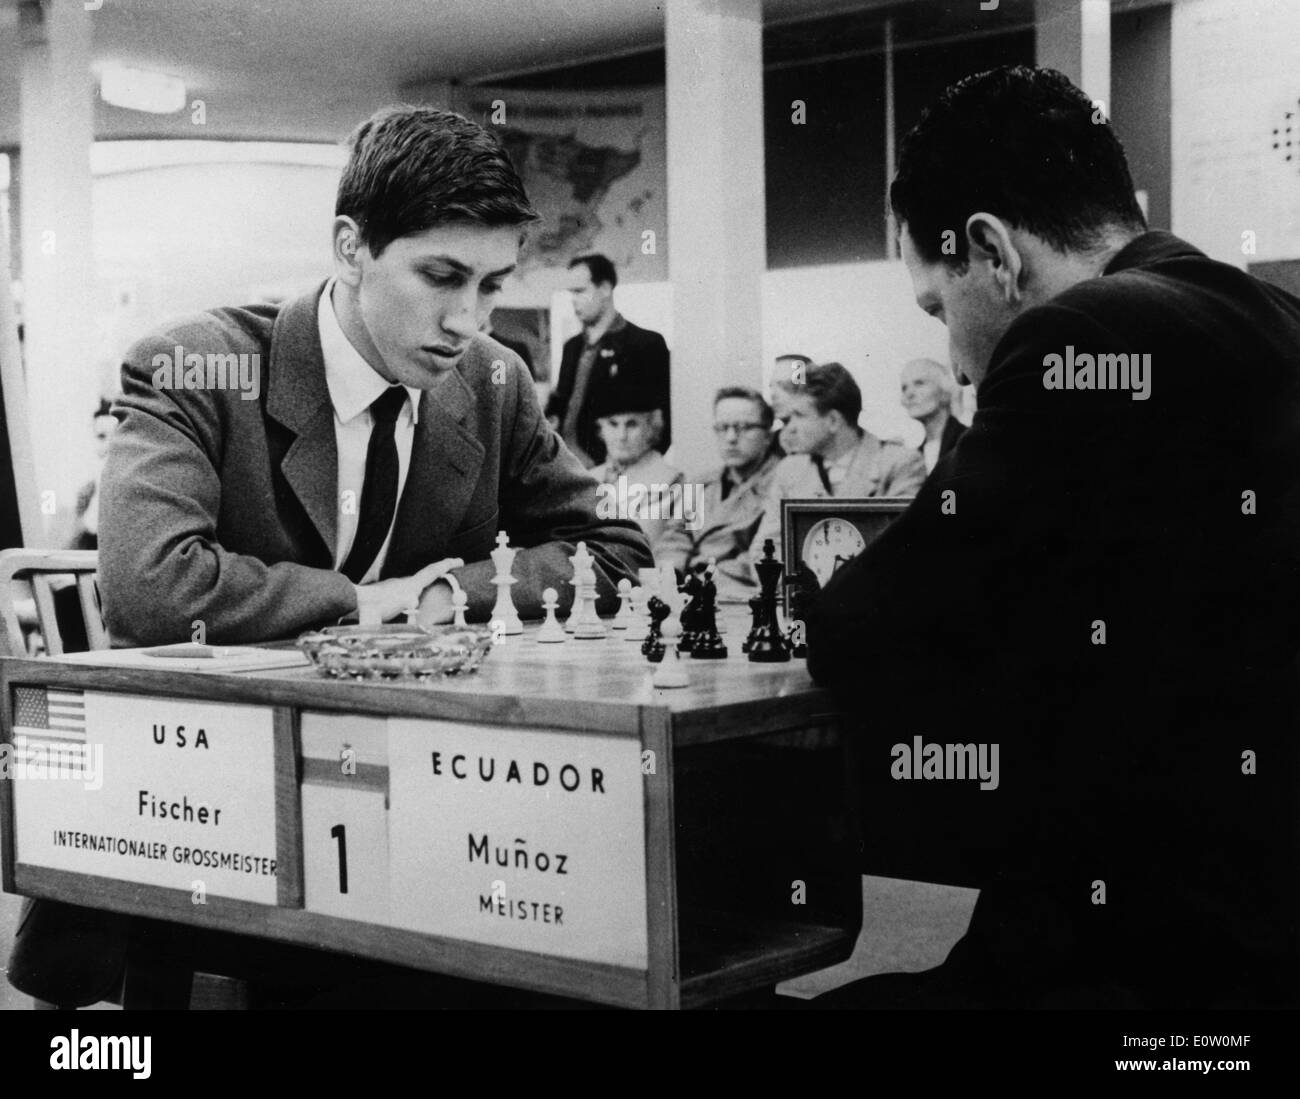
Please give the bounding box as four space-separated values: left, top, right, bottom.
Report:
385 719 648 969
10 688 278 904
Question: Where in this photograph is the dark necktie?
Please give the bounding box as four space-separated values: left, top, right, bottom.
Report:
811 454 834 495
340 386 408 583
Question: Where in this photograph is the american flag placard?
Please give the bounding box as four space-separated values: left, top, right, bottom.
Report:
13 686 87 743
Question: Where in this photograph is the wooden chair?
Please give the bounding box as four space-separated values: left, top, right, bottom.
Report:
0 548 248 1009
0 549 107 658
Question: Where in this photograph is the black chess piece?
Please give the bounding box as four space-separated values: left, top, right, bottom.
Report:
676 570 702 654
690 565 727 659
642 595 669 663
784 562 819 659
747 539 791 663
742 594 763 654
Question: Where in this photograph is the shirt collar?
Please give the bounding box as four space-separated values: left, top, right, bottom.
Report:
1102 231 1205 277
318 279 422 425
585 311 626 347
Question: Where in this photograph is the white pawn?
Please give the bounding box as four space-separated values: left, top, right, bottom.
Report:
612 578 633 630
625 586 648 641
451 588 468 628
652 616 689 688
537 587 566 643
489 530 524 634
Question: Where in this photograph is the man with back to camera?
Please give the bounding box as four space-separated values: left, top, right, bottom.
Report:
750 361 926 558
95 106 651 649
545 253 671 468
8 105 652 1009
808 66 1300 1008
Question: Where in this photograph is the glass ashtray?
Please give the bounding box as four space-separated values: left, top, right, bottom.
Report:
296 623 495 680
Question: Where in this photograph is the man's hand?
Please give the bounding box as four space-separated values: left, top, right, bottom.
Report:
353 558 463 625
415 576 457 627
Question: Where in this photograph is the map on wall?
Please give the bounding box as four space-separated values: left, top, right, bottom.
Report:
454 85 667 299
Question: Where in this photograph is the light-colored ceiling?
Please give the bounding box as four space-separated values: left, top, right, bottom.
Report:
0 0 895 146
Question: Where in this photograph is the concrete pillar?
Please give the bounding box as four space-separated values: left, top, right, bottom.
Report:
19 0 96 542
665 0 766 470
1036 0 1111 108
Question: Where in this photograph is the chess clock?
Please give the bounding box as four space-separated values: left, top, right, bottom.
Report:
779 498 911 619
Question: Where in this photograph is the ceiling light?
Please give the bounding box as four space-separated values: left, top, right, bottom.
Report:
100 65 186 114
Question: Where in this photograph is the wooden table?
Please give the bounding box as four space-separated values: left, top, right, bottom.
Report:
1 611 860 1009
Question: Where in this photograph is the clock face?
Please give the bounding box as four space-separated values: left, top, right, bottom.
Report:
801 518 867 587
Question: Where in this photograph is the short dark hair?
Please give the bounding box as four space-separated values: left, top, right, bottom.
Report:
337 105 539 257
801 362 862 426
775 353 812 366
891 66 1146 268
714 386 774 430
570 253 618 288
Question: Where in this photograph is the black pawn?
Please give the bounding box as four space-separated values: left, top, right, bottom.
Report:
642 596 669 663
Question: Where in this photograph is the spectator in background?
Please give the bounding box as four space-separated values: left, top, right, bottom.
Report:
769 353 812 453
545 254 670 467
589 379 682 549
67 399 119 551
752 362 926 560
656 386 781 601
900 357 966 473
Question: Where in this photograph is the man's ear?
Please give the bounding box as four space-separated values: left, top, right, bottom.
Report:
965 213 1023 306
332 216 365 287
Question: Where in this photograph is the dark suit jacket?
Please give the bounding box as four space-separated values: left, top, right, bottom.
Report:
937 414 966 459
544 316 670 466
98 283 652 647
808 232 1300 1005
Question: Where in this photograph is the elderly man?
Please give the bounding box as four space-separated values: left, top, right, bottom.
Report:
751 361 926 557
655 386 781 599
899 357 966 473
589 380 682 549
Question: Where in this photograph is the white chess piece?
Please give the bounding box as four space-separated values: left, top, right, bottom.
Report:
489 530 524 634
652 612 689 688
565 544 588 633
612 578 633 629
573 550 607 639
451 589 469 628
537 587 566 643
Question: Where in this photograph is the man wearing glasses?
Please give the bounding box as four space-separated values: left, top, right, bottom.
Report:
655 386 782 600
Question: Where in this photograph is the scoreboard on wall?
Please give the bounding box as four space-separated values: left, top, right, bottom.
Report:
0 621 860 1009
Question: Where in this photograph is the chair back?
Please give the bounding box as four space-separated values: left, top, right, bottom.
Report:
0 549 107 657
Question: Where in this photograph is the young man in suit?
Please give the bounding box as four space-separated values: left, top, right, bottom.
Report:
545 254 671 468
809 66 1300 1008
750 362 927 557
10 105 652 1009
96 107 651 648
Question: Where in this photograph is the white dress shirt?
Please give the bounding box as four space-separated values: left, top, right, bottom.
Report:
318 280 422 584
